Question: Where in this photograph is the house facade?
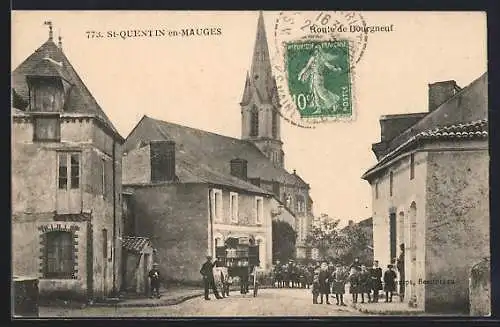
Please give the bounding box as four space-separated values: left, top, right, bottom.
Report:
11 26 124 300
122 140 274 283
362 73 489 313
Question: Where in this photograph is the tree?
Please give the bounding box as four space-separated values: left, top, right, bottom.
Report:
272 220 297 263
306 215 372 265
337 223 371 265
305 215 343 261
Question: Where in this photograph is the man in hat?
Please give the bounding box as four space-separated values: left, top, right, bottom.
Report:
200 255 222 300
148 263 161 298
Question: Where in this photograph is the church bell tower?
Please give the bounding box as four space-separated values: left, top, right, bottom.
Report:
240 11 284 168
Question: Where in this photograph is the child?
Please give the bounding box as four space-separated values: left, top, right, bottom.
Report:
148 263 161 299
331 264 347 306
384 264 397 303
359 265 372 303
312 275 320 304
348 267 360 304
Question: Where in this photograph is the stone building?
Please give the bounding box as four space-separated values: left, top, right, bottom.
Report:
121 137 275 283
362 72 489 313
11 25 124 300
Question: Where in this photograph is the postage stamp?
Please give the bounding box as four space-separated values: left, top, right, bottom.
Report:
273 11 368 126
285 40 352 119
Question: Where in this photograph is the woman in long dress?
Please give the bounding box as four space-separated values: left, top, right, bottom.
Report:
298 45 342 114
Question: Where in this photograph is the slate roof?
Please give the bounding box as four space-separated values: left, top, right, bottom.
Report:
124 115 309 189
12 39 121 137
122 236 153 254
362 72 488 180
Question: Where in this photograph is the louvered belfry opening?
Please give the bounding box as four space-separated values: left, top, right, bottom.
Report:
150 140 176 182
230 158 248 181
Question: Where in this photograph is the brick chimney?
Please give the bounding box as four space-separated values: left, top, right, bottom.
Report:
379 113 428 143
150 140 176 182
230 158 248 180
428 80 460 112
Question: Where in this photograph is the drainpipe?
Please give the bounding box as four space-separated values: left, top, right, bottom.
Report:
208 188 214 256
112 140 117 295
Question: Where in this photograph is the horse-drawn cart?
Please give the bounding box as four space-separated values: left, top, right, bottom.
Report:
216 236 260 297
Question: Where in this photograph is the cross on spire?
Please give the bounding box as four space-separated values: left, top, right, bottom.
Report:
43 20 53 40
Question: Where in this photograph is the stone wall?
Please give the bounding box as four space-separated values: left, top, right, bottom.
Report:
127 183 209 284
425 144 489 313
469 258 491 316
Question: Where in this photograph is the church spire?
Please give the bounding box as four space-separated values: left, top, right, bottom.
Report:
250 11 273 102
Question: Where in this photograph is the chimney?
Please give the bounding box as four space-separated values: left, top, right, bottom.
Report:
150 140 176 182
230 158 248 180
379 113 428 143
428 80 459 112
348 220 354 227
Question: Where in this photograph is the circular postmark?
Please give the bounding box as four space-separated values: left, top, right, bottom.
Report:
272 11 368 127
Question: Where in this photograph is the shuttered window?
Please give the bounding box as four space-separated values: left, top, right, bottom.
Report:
45 231 74 278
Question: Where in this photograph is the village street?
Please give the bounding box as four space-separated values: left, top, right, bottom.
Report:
40 288 367 317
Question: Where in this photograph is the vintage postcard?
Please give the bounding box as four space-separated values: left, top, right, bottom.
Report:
11 11 489 318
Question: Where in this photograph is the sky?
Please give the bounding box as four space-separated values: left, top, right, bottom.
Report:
11 11 487 225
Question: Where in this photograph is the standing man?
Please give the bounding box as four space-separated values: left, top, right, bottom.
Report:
200 256 222 300
148 263 161 298
397 243 405 302
369 260 383 303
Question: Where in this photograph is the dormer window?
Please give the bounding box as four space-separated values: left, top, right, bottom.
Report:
26 57 71 113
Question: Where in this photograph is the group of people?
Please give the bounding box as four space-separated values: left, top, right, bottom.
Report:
272 261 315 289
308 258 400 305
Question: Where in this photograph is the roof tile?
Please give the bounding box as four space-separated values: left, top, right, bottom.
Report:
122 236 152 254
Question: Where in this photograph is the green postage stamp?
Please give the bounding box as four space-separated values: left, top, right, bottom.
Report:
285 40 352 120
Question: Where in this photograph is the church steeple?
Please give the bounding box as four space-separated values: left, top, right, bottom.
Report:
249 11 273 102
240 11 284 168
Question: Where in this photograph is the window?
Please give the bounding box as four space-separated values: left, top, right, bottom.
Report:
229 192 239 223
375 182 379 199
101 158 106 197
272 109 278 139
272 181 280 197
58 152 80 190
296 195 305 213
389 212 397 263
250 106 259 137
102 229 108 259
211 189 223 222
255 196 264 224
389 171 394 197
410 153 415 180
45 231 74 278
33 115 61 141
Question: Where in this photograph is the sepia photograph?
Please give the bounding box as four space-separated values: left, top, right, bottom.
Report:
11 10 489 318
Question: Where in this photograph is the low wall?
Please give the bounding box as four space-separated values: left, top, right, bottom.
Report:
469 257 490 316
